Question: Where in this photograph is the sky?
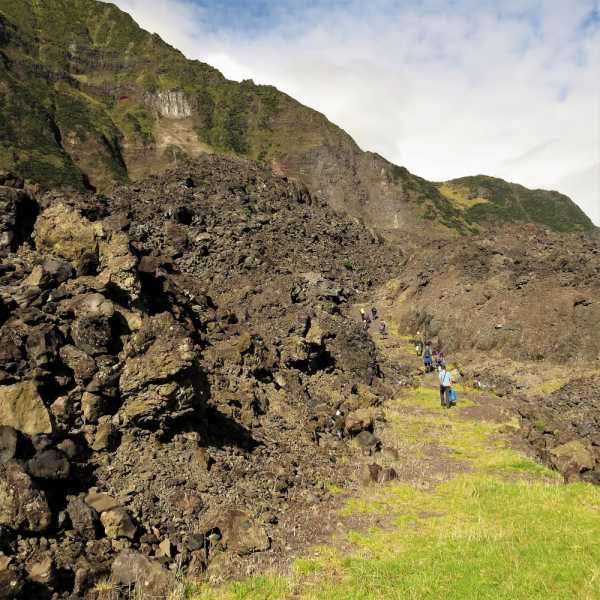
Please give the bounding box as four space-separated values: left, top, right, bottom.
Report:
110 0 600 225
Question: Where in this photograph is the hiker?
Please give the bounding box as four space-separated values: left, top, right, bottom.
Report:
363 312 371 330
378 320 386 336
439 364 453 409
434 347 445 372
372 307 378 320
422 344 433 373
414 332 423 356
360 307 365 321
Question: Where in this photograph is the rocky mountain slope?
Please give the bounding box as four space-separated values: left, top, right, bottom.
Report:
0 0 595 236
0 157 412 598
383 223 600 363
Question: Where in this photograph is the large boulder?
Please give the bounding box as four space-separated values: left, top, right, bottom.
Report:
138 563 177 598
33 203 98 262
98 232 140 300
203 509 269 555
27 449 70 479
170 490 204 515
550 441 594 474
0 381 52 436
0 187 38 253
344 408 374 436
119 313 207 428
111 549 150 586
0 462 51 532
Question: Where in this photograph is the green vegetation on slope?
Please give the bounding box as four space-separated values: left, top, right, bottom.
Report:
441 175 595 232
187 386 599 600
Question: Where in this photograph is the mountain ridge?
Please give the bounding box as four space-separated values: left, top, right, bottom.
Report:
0 0 595 235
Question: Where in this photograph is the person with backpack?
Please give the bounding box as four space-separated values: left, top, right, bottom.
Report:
372 307 378 320
378 320 386 336
434 347 445 372
360 307 365 321
414 332 423 356
423 344 433 372
439 364 453 409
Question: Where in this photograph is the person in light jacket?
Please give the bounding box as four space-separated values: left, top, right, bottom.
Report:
439 364 453 409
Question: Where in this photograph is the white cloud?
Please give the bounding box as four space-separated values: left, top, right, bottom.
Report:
108 0 600 226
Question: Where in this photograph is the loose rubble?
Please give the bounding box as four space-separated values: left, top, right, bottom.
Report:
0 156 401 598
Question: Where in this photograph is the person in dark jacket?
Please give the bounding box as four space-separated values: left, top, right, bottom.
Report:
372 307 378 320
422 344 433 373
414 332 423 356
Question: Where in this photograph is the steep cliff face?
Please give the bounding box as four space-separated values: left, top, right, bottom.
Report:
0 0 594 236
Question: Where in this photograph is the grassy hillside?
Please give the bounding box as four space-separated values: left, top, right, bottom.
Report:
439 175 595 232
0 0 594 235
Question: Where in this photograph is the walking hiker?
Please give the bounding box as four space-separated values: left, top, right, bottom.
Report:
434 347 445 372
360 307 365 321
363 312 371 330
372 307 378 320
423 344 433 372
439 365 453 409
378 320 386 336
414 332 423 356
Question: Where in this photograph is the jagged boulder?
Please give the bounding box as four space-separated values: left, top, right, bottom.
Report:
0 381 52 436
59 345 97 383
0 462 51 532
33 203 98 262
98 232 140 300
119 313 207 428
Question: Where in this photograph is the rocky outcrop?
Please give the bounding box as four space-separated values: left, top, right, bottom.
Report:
515 375 600 482
0 187 38 253
0 154 397 598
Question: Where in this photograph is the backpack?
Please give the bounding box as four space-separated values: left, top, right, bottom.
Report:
379 324 385 332
424 349 431 359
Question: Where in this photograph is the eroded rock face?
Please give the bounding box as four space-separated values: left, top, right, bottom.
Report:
0 463 51 532
0 381 52 436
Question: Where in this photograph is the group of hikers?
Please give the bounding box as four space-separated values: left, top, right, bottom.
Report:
359 310 454 409
360 306 387 336
413 332 455 409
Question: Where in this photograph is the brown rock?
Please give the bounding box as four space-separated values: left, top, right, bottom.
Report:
84 493 121 514
27 557 56 586
170 490 204 515
82 392 109 423
0 381 52 436
193 449 213 470
33 203 98 262
381 447 399 461
100 508 136 540
66 497 99 538
360 463 382 484
91 423 118 452
27 449 70 479
0 462 51 531
345 408 374 436
204 509 270 555
111 549 150 586
70 317 112 356
25 324 61 367
138 562 176 598
550 441 594 474
59 345 97 383
0 426 18 464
